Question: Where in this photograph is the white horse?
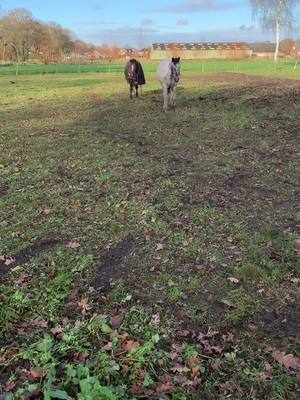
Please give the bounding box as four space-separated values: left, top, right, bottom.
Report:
157 57 181 111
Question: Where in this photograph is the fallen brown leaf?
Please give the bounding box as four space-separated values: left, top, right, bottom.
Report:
123 340 140 353
77 298 92 315
220 382 234 395
177 329 190 337
204 344 222 355
174 375 198 387
73 351 89 363
189 355 200 368
227 277 240 284
156 380 173 395
68 287 80 301
221 299 235 308
198 328 219 341
272 350 300 370
170 364 190 373
4 258 15 266
169 352 179 361
192 366 200 379
222 332 234 342
0 294 7 302
144 229 151 241
248 323 258 331
28 367 44 381
122 364 129 377
111 314 122 330
156 243 164 251
5 380 17 391
50 326 64 336
130 381 150 396
260 362 274 381
102 342 113 351
1 347 19 361
290 277 300 284
150 314 160 325
66 241 80 249
152 255 161 261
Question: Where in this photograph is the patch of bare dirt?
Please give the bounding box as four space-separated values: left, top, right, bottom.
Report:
91 238 140 293
181 170 271 208
0 235 63 279
261 305 300 342
0 184 8 198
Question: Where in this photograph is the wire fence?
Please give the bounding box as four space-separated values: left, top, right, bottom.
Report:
0 60 298 76
0 63 126 75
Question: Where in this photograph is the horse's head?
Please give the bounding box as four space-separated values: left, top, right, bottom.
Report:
171 57 181 83
127 59 137 81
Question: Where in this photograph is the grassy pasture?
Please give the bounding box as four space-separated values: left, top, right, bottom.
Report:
0 69 300 399
0 59 299 80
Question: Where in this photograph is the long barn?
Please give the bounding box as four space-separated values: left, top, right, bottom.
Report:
150 43 253 60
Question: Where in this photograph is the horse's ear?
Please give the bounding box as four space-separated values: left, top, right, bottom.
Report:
172 57 175 62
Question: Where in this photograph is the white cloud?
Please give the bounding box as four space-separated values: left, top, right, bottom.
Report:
141 18 154 25
78 24 276 47
176 18 189 26
149 0 247 13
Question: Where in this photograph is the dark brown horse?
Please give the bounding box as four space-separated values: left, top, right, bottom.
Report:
124 59 146 99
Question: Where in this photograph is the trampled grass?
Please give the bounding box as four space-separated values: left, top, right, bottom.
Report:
0 69 299 399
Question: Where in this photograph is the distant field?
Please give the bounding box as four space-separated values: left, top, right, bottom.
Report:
0 59 299 79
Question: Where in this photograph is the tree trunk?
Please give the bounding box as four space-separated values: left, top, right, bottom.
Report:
274 17 280 63
11 44 20 75
274 0 284 64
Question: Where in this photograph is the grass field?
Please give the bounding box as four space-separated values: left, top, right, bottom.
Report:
0 68 300 399
0 59 299 80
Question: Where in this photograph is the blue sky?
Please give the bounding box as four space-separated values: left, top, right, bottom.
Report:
1 0 300 46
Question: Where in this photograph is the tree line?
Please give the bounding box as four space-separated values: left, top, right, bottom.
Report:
0 2 299 64
0 8 131 64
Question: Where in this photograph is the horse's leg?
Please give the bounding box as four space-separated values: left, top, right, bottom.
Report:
130 84 133 100
135 85 138 97
169 88 173 108
170 86 177 108
162 83 169 111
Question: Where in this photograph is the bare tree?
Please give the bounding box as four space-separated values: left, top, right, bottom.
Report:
251 0 297 62
281 37 295 55
44 23 74 62
74 40 88 60
0 8 77 63
0 9 38 62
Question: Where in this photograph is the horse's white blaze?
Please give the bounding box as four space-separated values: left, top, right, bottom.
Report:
157 59 180 111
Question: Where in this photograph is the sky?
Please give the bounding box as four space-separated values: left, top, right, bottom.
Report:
1 0 300 46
